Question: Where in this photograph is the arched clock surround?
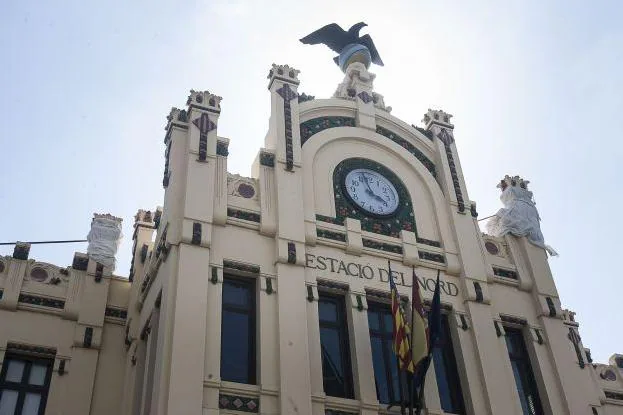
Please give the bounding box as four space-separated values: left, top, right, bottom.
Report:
331 157 418 239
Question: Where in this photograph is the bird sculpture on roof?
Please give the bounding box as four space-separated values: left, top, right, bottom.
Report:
300 22 384 72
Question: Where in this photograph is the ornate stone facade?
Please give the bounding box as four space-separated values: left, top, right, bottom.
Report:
0 60 621 415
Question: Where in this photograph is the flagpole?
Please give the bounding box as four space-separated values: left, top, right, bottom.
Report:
396 354 406 415
408 265 417 415
416 269 441 415
415 357 428 415
389 259 407 415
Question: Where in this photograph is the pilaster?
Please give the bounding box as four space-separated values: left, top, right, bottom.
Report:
162 243 210 415
449 312 489 415
275 261 313 415
305 282 325 415
258 272 280 413
346 289 377 411
203 265 223 412
0 243 30 310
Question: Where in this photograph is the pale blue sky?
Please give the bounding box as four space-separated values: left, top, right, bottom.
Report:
1 1 621 363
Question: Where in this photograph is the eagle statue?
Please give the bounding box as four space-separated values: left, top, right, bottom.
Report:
299 22 384 72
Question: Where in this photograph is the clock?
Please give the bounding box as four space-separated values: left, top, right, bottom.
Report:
344 168 400 216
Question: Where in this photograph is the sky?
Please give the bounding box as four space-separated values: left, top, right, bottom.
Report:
1 1 621 363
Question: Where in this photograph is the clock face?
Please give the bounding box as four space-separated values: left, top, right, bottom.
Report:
344 168 400 216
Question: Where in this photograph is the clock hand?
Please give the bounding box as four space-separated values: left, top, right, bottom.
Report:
360 174 389 205
360 173 375 195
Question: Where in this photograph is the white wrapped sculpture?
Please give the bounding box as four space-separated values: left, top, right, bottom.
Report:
87 213 123 270
487 176 557 256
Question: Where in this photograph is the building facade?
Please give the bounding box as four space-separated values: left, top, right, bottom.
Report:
1 62 622 415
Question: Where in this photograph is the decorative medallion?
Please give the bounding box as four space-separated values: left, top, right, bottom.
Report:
30 267 49 282
485 241 499 255
237 183 256 198
228 174 259 200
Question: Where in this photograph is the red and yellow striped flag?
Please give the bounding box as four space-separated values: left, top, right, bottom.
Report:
389 261 415 373
410 268 429 368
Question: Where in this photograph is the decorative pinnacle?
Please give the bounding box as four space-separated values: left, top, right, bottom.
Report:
93 213 123 224
268 64 300 89
422 109 454 129
165 107 188 130
134 209 155 225
186 90 222 112
497 175 530 191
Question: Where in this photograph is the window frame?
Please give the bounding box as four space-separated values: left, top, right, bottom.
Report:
317 291 354 399
504 325 544 415
367 301 403 405
0 353 54 415
220 274 257 385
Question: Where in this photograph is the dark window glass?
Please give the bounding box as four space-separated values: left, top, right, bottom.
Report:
432 315 465 414
368 303 403 405
318 293 353 398
0 354 53 415
505 327 544 415
221 276 256 384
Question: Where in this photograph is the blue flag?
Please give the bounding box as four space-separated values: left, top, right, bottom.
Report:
413 270 442 389
428 269 442 349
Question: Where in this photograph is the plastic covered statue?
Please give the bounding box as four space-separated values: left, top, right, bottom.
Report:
87 214 123 270
487 176 558 256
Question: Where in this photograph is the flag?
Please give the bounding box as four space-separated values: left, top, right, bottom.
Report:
388 261 415 373
410 267 429 368
427 269 442 349
413 269 442 390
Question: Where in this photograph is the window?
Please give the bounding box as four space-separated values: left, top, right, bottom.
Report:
0 354 53 415
432 315 465 414
505 327 544 415
318 292 354 398
220 276 256 384
368 302 402 404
